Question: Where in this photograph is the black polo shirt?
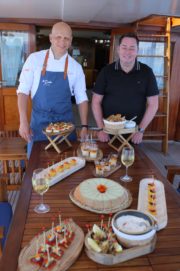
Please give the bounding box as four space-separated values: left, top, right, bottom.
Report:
93 60 159 124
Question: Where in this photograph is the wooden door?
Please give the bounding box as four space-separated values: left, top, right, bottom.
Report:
0 23 35 131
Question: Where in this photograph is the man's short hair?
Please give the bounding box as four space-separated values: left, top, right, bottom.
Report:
119 33 139 46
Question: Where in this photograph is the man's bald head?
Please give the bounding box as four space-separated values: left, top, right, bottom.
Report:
49 21 73 59
51 22 72 37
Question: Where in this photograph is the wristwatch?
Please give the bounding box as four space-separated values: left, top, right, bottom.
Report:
138 127 145 133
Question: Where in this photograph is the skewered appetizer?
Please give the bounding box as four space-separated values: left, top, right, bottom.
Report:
86 215 123 255
30 214 75 270
148 182 157 216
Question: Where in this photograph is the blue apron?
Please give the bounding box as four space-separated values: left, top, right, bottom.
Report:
28 51 76 157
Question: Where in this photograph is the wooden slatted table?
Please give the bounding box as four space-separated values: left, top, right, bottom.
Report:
1 142 180 271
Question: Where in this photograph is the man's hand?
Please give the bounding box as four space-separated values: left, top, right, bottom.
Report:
19 121 33 142
131 131 143 144
97 130 109 142
80 127 88 141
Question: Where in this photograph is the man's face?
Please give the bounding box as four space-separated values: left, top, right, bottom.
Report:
117 37 138 65
49 25 72 57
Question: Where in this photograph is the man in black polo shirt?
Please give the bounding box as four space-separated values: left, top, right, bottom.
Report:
92 33 159 144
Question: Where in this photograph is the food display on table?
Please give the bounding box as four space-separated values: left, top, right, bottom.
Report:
45 122 74 135
94 153 121 177
137 178 168 230
18 215 84 271
112 209 156 248
106 114 126 122
40 157 86 187
124 120 136 129
85 213 156 265
85 215 123 255
70 178 132 214
103 114 126 130
77 142 103 162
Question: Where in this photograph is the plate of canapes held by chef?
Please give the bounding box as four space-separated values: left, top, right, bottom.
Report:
44 122 74 135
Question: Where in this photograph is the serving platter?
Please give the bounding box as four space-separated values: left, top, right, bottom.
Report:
40 157 86 187
42 123 75 136
84 231 156 265
69 188 132 214
137 178 168 230
92 161 121 178
103 126 137 136
18 219 84 271
77 147 103 162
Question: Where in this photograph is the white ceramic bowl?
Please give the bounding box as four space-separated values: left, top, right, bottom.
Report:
112 209 156 248
124 120 136 129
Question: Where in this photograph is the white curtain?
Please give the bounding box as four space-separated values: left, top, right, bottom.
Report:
138 42 165 89
1 36 23 86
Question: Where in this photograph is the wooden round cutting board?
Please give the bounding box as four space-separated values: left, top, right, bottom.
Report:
18 219 84 271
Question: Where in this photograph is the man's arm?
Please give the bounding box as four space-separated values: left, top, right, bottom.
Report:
18 93 32 142
91 93 109 142
77 100 88 140
132 95 159 144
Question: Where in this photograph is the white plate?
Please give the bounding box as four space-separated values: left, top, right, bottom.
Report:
41 157 86 186
137 178 168 230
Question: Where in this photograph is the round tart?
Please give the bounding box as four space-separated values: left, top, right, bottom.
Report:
73 178 131 211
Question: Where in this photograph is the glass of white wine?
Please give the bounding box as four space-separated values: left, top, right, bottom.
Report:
120 146 135 182
32 168 50 213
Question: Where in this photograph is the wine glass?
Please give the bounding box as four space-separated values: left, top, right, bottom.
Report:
120 146 135 182
32 168 50 213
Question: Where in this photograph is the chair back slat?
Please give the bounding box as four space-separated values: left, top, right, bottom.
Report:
0 130 19 138
1 158 28 191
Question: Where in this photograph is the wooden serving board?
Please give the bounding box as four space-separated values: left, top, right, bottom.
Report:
85 233 156 265
18 219 84 271
93 162 121 178
42 124 75 137
137 178 168 230
103 126 137 136
77 147 103 162
69 188 132 214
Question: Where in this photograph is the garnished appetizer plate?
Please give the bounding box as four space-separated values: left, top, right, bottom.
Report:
77 146 103 162
137 178 168 230
18 219 84 271
40 157 86 187
93 161 121 178
43 122 75 136
85 219 156 265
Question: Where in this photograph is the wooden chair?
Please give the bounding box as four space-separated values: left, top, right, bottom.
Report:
165 165 180 183
0 179 13 256
165 165 180 188
0 130 19 138
1 157 28 191
0 227 3 257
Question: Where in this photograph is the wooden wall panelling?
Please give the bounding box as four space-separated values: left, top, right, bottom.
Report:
175 103 180 140
169 38 180 140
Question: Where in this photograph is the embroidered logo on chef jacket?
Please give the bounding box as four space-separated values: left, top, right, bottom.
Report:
42 79 52 86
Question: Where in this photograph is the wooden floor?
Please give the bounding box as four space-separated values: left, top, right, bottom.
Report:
141 140 180 189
